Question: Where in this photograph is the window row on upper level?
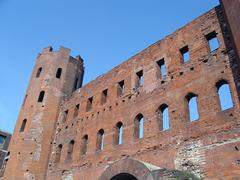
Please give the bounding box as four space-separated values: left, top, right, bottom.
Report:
63 31 220 113
33 31 220 112
53 79 234 164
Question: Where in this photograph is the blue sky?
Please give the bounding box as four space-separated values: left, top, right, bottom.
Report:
0 0 219 133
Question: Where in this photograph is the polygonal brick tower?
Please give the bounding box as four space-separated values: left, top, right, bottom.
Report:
3 47 84 179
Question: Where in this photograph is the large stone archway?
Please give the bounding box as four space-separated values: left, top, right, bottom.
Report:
111 173 137 180
99 158 157 180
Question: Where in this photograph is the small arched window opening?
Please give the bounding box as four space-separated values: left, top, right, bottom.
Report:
36 67 42 78
73 104 80 118
38 91 45 103
66 140 74 161
20 119 27 132
186 93 199 121
216 80 233 111
134 114 144 139
96 129 104 151
62 110 68 122
81 135 88 155
115 122 123 145
56 68 62 79
55 144 62 163
157 104 169 131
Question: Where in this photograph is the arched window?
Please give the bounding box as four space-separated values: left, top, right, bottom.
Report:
36 67 42 78
38 91 45 102
66 140 74 161
56 68 62 79
186 93 199 121
216 80 233 111
115 122 123 145
20 119 27 132
55 144 62 163
73 104 80 118
96 129 104 151
134 114 144 139
157 104 169 131
81 135 88 155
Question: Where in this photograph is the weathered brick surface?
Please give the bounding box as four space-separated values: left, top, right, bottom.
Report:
4 3 240 180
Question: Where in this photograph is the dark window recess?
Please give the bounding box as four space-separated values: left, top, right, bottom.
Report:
36 67 42 78
63 110 68 122
86 97 93 111
216 80 233 111
136 70 144 88
66 140 74 161
73 78 79 92
101 89 108 104
81 135 88 155
20 119 27 132
73 104 80 118
96 129 104 151
180 46 190 63
206 31 219 52
55 144 62 163
156 59 166 79
117 80 125 97
38 91 45 102
56 68 62 79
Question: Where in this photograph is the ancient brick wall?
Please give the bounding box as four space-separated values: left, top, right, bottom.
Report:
46 6 240 180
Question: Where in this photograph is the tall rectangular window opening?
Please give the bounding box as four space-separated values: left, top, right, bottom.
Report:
206 31 219 52
66 140 74 161
157 104 169 131
96 129 104 151
101 89 108 104
73 104 80 118
180 46 190 63
73 78 79 92
20 119 27 132
63 110 68 122
55 144 62 163
136 70 144 88
81 135 88 155
117 80 125 97
216 80 233 111
134 114 144 139
56 68 62 79
186 93 199 122
156 59 166 79
36 67 42 78
38 91 45 102
86 97 93 111
115 122 123 145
